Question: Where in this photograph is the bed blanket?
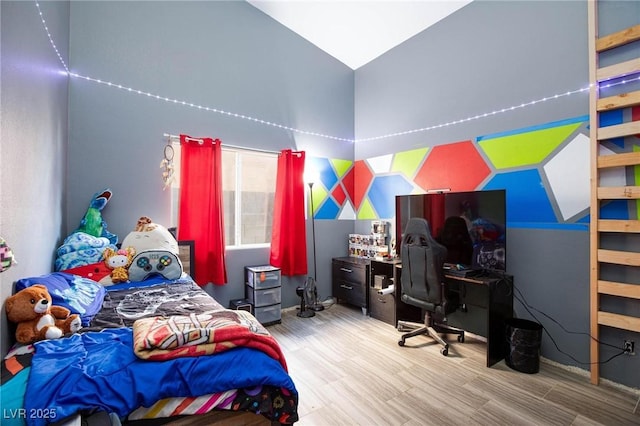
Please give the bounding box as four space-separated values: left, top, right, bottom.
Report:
86 279 222 330
24 327 297 426
133 310 288 370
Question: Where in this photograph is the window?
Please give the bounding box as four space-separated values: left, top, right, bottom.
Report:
170 145 278 247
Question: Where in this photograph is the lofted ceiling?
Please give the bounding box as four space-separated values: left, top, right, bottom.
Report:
247 0 472 70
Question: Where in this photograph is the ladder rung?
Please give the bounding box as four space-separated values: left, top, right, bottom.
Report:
597 152 640 168
598 280 640 299
597 121 640 140
598 311 640 333
598 219 640 233
597 186 640 200
596 24 640 52
597 90 640 111
596 58 640 82
598 249 640 266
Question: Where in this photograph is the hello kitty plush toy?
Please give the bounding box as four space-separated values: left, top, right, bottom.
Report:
103 247 136 283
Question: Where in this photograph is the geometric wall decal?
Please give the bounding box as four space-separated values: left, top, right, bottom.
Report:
312 157 339 192
314 115 620 227
330 158 353 178
315 196 341 220
483 169 557 225
367 175 414 219
357 198 377 220
600 109 624 147
338 202 356 220
581 200 631 224
543 133 590 220
366 154 393 174
414 141 490 192
391 147 428 178
309 184 328 217
598 144 626 188
332 183 347 207
342 166 355 205
478 117 585 169
600 200 631 220
353 160 373 211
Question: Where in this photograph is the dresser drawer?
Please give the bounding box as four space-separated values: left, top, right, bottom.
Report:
333 261 367 285
245 265 281 289
254 304 282 326
334 277 366 307
369 292 395 325
246 286 281 307
332 258 369 309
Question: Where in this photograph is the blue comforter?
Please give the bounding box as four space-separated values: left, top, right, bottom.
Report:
24 327 297 426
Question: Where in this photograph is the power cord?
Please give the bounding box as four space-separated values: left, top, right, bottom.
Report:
513 285 627 365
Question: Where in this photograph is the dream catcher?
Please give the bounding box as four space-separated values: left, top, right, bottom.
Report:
160 137 176 190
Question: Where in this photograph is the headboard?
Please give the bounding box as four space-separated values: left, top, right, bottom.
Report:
177 240 195 279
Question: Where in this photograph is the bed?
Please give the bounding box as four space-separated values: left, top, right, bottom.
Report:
2 241 299 426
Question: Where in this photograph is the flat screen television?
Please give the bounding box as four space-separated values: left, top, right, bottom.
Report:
395 189 507 271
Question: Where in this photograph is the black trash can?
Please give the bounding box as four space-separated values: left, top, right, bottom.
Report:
505 318 543 374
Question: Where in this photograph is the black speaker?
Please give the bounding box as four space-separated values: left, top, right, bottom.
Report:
229 298 252 314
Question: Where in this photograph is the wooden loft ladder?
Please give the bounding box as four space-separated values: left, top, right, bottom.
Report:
588 1 640 384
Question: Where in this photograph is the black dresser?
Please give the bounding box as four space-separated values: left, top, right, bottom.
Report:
331 257 370 314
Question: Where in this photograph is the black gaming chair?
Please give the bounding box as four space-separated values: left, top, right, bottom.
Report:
397 218 464 356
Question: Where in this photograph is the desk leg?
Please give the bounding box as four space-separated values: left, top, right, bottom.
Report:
486 280 513 367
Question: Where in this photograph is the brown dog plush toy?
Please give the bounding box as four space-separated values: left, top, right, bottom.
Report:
5 284 82 344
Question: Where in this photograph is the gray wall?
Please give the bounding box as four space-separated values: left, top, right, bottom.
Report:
354 0 639 388
0 1 69 354
67 1 353 307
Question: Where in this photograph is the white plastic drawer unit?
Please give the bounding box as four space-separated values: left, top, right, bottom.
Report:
245 265 281 289
254 304 281 326
247 286 281 307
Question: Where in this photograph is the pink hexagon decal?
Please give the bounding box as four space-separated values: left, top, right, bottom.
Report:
414 141 491 192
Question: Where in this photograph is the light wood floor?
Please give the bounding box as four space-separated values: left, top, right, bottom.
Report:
267 303 640 426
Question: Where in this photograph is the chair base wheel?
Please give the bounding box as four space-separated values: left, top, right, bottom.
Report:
458 334 465 343
440 346 449 356
398 339 405 346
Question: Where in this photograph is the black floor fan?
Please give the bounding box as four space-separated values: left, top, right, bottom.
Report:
296 278 315 318
297 276 323 317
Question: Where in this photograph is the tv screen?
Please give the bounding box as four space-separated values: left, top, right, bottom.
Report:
395 189 507 271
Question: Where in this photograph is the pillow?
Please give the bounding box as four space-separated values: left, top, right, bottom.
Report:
61 261 112 282
128 250 183 282
121 221 178 255
15 272 106 326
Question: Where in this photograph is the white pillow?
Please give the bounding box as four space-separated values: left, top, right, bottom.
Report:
121 222 178 255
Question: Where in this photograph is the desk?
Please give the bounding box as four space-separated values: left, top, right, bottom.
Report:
444 272 513 367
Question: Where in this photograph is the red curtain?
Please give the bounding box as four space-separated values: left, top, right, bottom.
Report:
177 134 227 285
270 150 308 276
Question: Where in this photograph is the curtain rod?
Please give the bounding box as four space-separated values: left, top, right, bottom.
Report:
163 133 282 155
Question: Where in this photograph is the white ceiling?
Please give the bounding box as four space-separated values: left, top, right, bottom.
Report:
247 1 472 69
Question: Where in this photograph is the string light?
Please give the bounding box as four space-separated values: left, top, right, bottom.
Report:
36 2 640 144
66 72 353 142
35 2 68 73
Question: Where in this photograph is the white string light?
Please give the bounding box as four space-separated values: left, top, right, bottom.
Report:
36 2 640 144
67 72 353 142
35 2 68 73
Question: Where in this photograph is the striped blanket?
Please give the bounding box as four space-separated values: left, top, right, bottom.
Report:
133 310 287 370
